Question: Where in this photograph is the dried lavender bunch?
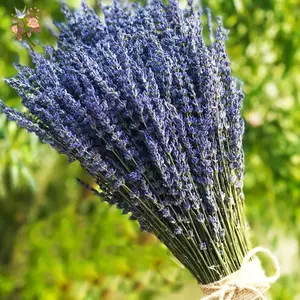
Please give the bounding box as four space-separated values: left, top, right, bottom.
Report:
0 0 250 284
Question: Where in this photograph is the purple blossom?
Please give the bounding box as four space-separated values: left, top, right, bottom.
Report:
0 0 249 283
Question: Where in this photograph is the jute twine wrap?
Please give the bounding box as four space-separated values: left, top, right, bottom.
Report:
199 247 280 300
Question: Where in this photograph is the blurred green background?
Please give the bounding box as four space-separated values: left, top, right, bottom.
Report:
0 0 299 299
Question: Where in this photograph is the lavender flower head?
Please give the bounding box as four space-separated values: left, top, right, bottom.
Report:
0 0 250 284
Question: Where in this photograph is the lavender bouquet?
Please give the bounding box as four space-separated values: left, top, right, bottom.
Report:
0 0 279 298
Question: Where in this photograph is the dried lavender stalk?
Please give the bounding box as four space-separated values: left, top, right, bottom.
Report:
0 0 250 284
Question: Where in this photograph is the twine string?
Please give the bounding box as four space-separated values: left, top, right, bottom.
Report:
200 247 280 300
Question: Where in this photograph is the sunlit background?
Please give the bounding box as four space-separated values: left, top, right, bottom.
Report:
0 0 299 299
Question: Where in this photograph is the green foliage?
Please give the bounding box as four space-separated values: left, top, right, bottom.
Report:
0 0 299 299
6 196 187 300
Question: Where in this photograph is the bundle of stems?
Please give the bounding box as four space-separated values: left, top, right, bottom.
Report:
1 0 251 285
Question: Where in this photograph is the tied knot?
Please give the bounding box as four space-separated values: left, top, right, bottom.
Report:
199 247 280 300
